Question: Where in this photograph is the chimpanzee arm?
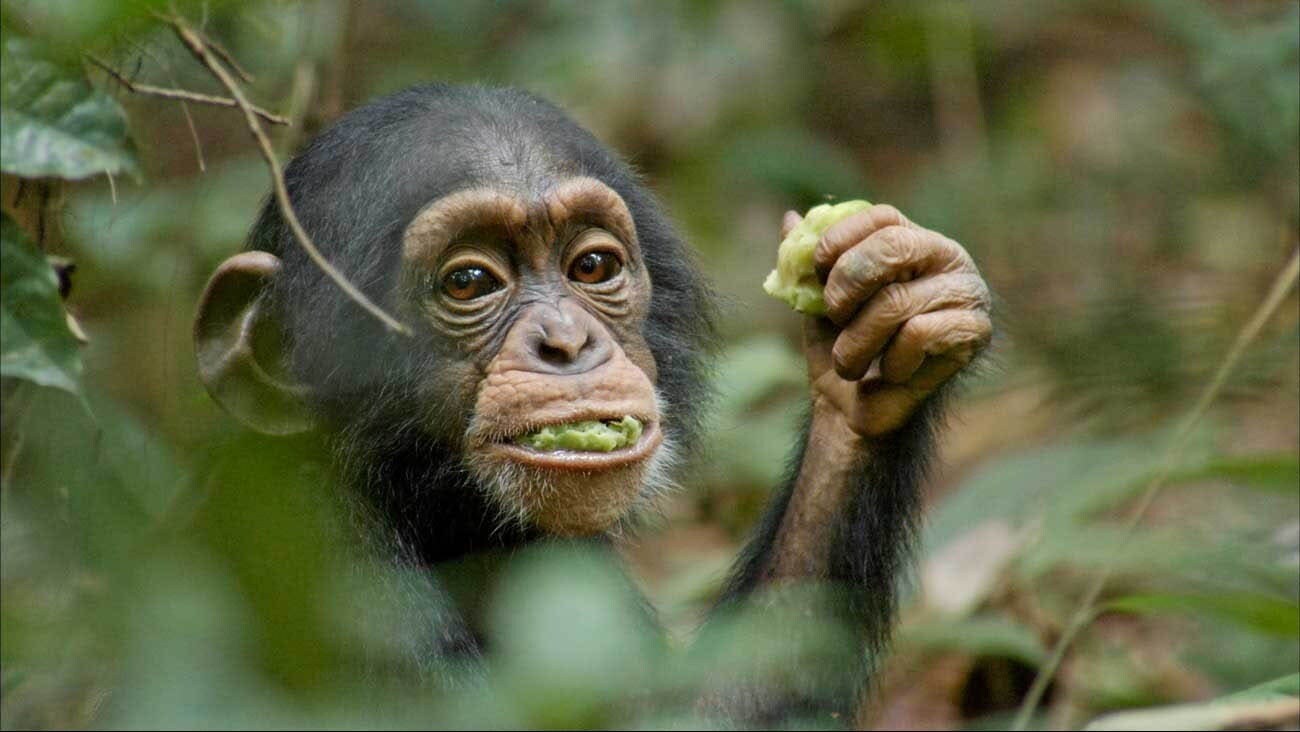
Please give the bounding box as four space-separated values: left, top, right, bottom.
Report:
703 203 989 725
722 391 945 629
705 393 945 725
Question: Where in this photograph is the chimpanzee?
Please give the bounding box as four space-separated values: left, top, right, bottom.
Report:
193 84 991 724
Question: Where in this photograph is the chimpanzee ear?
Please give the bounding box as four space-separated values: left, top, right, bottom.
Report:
194 251 315 435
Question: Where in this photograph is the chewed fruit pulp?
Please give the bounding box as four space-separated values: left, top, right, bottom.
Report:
515 416 644 452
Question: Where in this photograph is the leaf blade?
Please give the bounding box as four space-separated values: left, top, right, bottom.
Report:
0 214 83 394
0 36 140 180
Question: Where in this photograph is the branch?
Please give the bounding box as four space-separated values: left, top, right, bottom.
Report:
200 32 255 84
1010 247 1300 730
165 15 411 337
86 54 289 126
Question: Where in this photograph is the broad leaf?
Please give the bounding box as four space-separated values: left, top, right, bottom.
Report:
1107 592 1300 638
1085 673 1300 731
1223 673 1300 702
899 614 1048 666
0 37 140 180
1171 454 1300 496
0 214 83 393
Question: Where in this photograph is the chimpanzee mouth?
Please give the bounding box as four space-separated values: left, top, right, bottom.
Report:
493 416 661 470
515 416 643 452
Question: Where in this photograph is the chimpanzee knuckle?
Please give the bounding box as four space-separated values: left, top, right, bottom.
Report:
830 339 854 376
894 315 925 345
831 331 870 378
821 278 850 319
814 235 845 272
818 217 872 271
875 282 913 321
936 314 991 356
947 273 989 308
935 335 976 364
912 355 967 392
867 203 906 229
826 252 880 319
881 323 926 383
970 275 992 309
940 236 978 273
958 310 994 346
873 226 919 269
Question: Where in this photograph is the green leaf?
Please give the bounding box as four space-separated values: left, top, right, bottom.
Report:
1171 454 1300 496
0 214 82 394
1085 697 1300 731
0 36 140 180
899 614 1048 666
922 437 1172 552
1085 673 1300 731
1106 592 1300 638
1221 673 1300 703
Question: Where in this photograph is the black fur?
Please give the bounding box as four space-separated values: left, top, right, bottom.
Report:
713 390 947 722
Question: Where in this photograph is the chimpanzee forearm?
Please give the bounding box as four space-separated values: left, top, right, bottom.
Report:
709 390 947 723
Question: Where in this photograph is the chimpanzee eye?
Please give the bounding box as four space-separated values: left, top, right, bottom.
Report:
569 252 622 284
442 267 501 300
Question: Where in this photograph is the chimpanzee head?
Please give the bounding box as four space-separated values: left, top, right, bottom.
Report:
194 84 715 538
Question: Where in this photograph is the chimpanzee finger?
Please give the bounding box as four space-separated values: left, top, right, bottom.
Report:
830 272 987 380
813 203 912 279
822 225 969 327
879 309 992 384
781 210 803 239
906 353 969 395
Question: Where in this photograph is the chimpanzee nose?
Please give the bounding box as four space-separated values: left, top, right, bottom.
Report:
519 301 611 375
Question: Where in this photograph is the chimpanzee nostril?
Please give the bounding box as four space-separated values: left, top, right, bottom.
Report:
536 317 587 362
538 339 580 366
518 302 611 374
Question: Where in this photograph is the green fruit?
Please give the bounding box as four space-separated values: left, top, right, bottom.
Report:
762 199 871 316
516 416 644 452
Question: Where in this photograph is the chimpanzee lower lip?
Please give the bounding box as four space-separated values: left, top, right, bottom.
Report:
491 420 661 471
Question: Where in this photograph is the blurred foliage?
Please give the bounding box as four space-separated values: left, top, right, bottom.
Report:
0 38 139 180
1 215 84 394
1 0 1298 729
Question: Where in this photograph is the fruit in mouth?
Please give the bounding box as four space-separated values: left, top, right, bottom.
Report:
763 199 871 316
515 416 644 452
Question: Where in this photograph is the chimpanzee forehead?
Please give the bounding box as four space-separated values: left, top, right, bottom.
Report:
355 95 618 233
400 176 639 267
268 84 647 274
411 109 589 197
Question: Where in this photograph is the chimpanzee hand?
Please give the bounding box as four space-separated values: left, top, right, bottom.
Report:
783 204 992 439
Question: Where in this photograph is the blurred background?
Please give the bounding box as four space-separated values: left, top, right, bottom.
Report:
1 0 1297 729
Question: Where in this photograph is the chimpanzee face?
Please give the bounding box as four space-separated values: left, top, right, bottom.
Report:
397 178 666 534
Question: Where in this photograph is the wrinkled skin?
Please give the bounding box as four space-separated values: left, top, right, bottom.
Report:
397 178 665 535
787 204 992 440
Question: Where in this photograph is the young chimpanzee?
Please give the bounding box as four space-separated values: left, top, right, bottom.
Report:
194 84 991 725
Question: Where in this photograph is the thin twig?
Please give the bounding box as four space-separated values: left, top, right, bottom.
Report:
124 39 207 172
201 32 255 83
146 41 206 171
178 98 206 172
1011 248 1300 730
86 54 289 126
165 15 411 336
